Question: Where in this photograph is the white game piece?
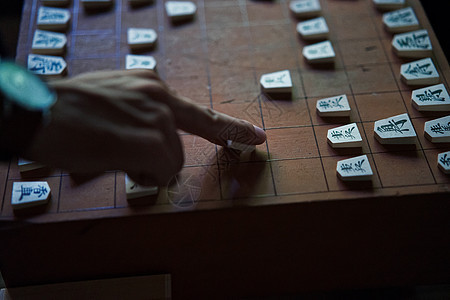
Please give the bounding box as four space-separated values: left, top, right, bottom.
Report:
392 29 432 58
127 28 158 50
125 174 158 200
226 140 256 153
337 155 373 181
400 58 439 86
289 0 321 18
18 158 46 173
296 17 329 40
374 113 416 144
327 123 363 148
373 0 405 11
437 151 450 174
32 29 67 55
260 70 292 94
81 0 113 9
126 54 157 70
37 6 71 31
411 84 450 111
41 0 71 6
28 54 67 77
316 94 351 117
11 181 51 210
165 1 197 22
302 40 335 64
424 115 450 143
383 7 419 33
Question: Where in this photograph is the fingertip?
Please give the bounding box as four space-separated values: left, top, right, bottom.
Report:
253 125 267 144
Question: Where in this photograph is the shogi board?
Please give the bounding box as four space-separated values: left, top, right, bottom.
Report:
1 0 449 298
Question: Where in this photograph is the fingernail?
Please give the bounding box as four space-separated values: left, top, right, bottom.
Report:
253 125 266 143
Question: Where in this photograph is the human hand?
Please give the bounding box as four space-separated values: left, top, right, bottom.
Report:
25 70 266 186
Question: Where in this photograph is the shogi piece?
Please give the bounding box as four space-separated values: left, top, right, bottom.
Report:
126 54 157 70
41 0 71 6
296 17 329 40
18 158 46 173
125 175 158 200
316 94 351 117
32 29 67 55
260 70 292 94
411 84 450 111
37 6 71 31
400 57 439 86
227 140 256 153
302 40 335 64
374 113 416 144
383 7 419 33
373 0 405 11
327 123 363 148
165 1 197 22
127 28 158 50
437 151 450 174
289 0 321 18
28 54 67 78
424 115 450 143
11 181 51 210
81 0 114 9
392 29 432 58
337 155 373 181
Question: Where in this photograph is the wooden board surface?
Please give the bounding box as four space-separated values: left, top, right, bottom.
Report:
1 1 449 297
1 0 449 223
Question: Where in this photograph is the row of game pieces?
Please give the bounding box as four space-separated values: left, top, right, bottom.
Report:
12 143 450 211
28 1 197 76
9 173 151 210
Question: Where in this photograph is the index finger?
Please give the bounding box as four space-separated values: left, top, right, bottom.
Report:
174 96 267 147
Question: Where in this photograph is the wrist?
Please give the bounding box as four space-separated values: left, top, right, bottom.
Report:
0 61 57 160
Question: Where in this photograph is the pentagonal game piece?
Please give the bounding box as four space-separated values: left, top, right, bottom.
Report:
437 151 450 174
302 40 335 64
11 181 51 210
260 70 292 94
424 115 450 143
165 1 197 22
127 28 158 50
392 29 432 58
337 155 373 181
37 6 71 31
373 0 405 11
28 54 67 77
289 0 321 18
296 17 329 40
374 113 416 144
81 0 114 9
41 0 70 6
227 140 256 153
400 58 439 86
126 54 157 70
316 94 351 117
125 174 158 200
18 158 46 173
411 84 450 111
32 29 67 55
383 7 419 33
327 123 363 148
